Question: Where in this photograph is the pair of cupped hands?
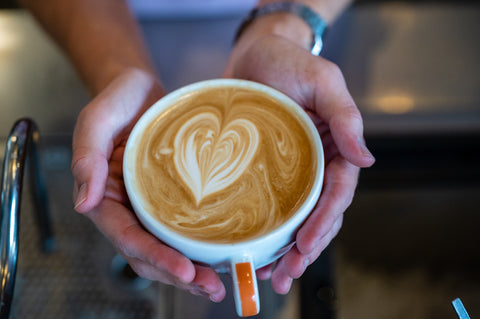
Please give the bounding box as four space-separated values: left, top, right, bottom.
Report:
71 35 375 302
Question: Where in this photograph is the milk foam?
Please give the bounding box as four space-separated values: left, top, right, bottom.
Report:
135 87 316 243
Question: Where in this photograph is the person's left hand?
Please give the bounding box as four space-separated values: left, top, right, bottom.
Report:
224 34 375 294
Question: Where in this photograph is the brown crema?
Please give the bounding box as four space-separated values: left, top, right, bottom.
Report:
134 86 317 243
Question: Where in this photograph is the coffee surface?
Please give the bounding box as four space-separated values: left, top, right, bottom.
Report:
134 86 316 243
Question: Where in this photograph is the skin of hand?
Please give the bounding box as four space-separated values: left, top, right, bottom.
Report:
223 34 375 294
71 67 227 302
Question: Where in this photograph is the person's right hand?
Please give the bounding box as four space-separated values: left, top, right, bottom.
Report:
71 67 227 302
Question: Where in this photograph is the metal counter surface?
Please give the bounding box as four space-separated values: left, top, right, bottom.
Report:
324 3 480 135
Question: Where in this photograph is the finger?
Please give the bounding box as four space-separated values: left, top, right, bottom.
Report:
307 213 343 263
71 96 123 213
296 156 359 255
270 267 293 295
310 60 375 168
87 199 196 284
269 214 343 295
276 214 344 280
71 143 110 213
125 256 189 287
256 263 275 280
188 265 226 303
118 225 196 284
125 256 226 303
318 129 340 165
274 246 307 280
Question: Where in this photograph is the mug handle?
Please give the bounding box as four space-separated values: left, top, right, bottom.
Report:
231 257 260 317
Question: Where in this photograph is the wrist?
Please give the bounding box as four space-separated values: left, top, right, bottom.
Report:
88 59 157 96
45 0 158 96
235 11 312 53
234 0 353 53
235 1 339 57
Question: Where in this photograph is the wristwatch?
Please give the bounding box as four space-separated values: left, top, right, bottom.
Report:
235 1 328 56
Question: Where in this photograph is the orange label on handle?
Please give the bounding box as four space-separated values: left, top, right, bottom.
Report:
235 262 257 317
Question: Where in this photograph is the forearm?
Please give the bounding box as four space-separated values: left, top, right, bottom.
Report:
19 0 156 95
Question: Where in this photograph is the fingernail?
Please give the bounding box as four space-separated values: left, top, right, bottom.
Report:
357 137 375 160
188 286 211 300
209 292 222 303
302 258 310 273
283 278 293 294
191 283 207 291
74 183 88 209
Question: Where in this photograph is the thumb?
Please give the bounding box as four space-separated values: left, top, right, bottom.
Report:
71 107 113 213
71 146 109 213
312 61 375 168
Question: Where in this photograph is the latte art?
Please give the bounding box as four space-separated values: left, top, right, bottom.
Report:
173 112 259 204
135 86 316 243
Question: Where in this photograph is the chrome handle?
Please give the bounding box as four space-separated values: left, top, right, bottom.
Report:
0 118 54 319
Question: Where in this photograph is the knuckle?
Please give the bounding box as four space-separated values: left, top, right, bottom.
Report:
316 59 343 80
115 224 139 259
70 147 89 172
330 103 363 130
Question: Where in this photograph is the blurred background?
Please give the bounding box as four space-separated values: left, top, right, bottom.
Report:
1 0 479 318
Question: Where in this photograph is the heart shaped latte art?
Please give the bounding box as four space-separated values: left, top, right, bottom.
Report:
173 112 259 204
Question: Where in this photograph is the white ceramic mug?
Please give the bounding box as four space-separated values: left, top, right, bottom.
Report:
123 79 324 317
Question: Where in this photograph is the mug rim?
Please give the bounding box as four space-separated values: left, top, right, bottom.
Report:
123 79 324 254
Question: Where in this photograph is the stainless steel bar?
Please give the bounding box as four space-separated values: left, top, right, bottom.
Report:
0 118 53 319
